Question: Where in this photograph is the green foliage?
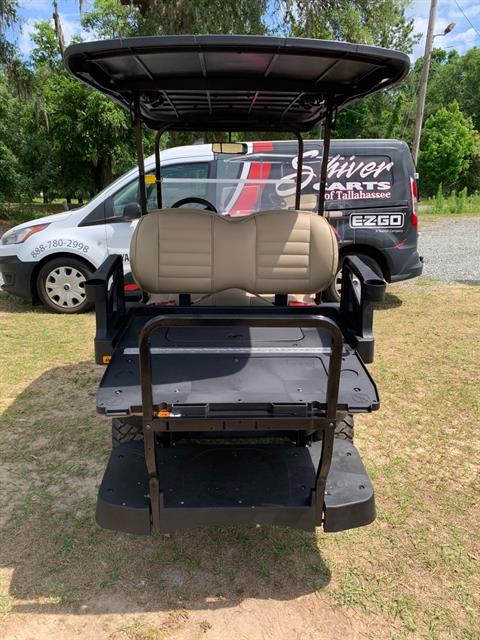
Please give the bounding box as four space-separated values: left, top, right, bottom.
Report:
424 188 480 216
0 0 480 205
0 140 19 201
19 21 137 201
418 102 476 196
427 48 480 131
30 20 63 71
0 0 19 65
0 71 25 200
280 0 417 52
0 203 64 225
81 0 269 38
41 72 135 195
80 0 140 39
0 0 18 31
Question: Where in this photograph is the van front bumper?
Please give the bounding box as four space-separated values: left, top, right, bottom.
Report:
0 255 35 300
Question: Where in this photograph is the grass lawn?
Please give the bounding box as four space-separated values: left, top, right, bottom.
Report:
0 281 478 639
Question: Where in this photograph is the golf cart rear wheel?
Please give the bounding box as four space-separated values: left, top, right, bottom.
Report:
323 253 382 303
37 257 93 314
334 413 355 441
112 417 143 448
312 414 355 443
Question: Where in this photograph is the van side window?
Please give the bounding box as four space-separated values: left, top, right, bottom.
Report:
149 162 210 209
110 162 210 218
111 179 140 217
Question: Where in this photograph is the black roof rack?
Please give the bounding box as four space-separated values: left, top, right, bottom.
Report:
64 35 409 132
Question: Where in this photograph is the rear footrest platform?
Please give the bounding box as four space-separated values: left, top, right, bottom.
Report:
96 439 375 534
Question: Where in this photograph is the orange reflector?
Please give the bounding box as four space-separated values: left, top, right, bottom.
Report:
157 409 171 418
102 355 112 364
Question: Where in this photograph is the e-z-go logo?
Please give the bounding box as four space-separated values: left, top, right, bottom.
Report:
349 213 405 229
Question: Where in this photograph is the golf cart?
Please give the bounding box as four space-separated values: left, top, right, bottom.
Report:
64 35 409 535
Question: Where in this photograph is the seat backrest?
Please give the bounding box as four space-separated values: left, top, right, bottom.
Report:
130 209 338 295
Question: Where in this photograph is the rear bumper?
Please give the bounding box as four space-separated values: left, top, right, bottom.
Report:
0 255 35 300
96 439 375 535
389 252 423 283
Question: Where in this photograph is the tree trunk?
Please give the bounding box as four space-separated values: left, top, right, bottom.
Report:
93 155 113 192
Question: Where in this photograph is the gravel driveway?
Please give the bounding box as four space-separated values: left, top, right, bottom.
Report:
418 215 480 284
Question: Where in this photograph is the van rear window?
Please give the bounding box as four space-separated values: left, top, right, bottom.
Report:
214 141 401 215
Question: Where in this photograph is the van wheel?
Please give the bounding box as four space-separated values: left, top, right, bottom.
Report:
323 254 382 303
112 417 143 448
37 257 93 314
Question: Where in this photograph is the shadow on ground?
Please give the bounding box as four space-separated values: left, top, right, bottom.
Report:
0 292 48 314
375 291 402 310
0 362 331 617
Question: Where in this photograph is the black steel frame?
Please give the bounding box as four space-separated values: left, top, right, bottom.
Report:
85 254 385 366
85 253 125 352
137 314 343 529
317 105 334 214
340 255 386 362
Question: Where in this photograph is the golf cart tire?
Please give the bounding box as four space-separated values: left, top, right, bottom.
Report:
312 414 354 443
112 417 143 448
37 256 94 314
335 413 355 442
323 253 382 303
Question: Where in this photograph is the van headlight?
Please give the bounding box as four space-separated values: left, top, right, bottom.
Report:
1 223 50 245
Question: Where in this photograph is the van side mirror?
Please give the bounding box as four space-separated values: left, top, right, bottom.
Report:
123 202 142 220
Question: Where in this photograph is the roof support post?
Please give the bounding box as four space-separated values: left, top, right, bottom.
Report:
317 106 334 216
293 130 304 210
154 126 170 209
154 130 162 209
133 95 148 216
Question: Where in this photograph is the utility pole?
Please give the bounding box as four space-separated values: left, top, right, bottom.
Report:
412 0 437 166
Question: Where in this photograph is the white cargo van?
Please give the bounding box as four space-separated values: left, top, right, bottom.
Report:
0 139 422 312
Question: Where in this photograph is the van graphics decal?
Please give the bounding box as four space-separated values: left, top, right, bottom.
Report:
275 150 394 201
228 141 273 216
349 213 405 229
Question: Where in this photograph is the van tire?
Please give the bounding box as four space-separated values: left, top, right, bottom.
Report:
37 257 94 314
112 417 144 448
323 253 382 303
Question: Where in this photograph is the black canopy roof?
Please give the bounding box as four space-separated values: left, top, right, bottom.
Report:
64 35 409 132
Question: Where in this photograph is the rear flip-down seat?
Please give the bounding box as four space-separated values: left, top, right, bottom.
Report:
96 209 379 421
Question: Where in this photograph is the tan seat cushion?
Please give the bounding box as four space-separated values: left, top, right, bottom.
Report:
131 209 338 295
